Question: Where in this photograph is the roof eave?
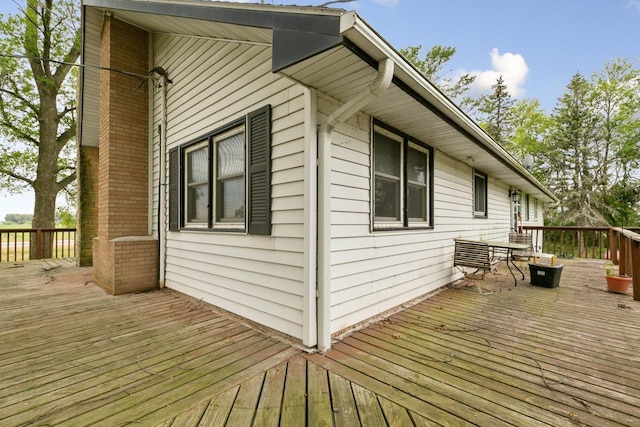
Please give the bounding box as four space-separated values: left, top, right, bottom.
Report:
340 13 557 203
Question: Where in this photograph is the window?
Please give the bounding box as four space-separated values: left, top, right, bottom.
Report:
184 141 209 225
473 170 487 218
168 105 271 235
525 194 530 221
215 127 245 225
373 124 432 229
534 198 539 221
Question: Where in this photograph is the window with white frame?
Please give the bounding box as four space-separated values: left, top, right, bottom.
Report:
534 198 539 221
373 124 432 229
473 170 487 218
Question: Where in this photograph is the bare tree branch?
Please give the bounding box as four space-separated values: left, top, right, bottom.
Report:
56 171 76 191
0 166 34 186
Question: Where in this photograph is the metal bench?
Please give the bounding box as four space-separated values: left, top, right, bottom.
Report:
453 238 499 278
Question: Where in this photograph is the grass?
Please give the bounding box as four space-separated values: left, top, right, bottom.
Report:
0 221 33 229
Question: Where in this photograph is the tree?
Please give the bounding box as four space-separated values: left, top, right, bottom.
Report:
509 98 551 167
544 72 605 226
0 0 80 229
400 45 476 105
473 75 515 146
590 58 640 226
4 213 33 223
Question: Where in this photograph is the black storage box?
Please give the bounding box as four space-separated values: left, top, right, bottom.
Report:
528 263 564 288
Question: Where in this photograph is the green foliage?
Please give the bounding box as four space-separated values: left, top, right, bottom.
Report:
509 98 551 166
0 0 80 228
400 44 476 103
56 207 76 228
3 213 33 223
540 63 640 227
602 182 640 227
473 76 515 146
543 73 605 226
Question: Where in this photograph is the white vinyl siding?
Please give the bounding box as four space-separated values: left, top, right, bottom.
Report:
154 34 309 341
79 9 102 149
318 93 515 335
520 195 544 228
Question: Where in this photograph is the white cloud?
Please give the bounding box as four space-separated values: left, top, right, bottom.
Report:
629 0 640 12
465 48 529 98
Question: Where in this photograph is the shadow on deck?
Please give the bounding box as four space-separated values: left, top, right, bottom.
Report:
1 258 639 426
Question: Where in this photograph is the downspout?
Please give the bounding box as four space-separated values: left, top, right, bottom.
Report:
316 58 394 352
155 69 168 289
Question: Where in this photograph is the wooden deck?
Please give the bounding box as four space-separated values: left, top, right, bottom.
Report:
2 258 640 426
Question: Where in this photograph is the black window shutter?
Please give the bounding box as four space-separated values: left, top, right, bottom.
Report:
168 146 180 231
247 105 272 235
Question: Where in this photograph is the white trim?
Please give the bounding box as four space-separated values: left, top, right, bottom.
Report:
302 87 317 347
473 171 487 218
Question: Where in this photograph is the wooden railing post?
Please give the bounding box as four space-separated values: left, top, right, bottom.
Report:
609 228 618 263
626 236 633 278
35 228 43 260
620 233 628 276
632 239 640 301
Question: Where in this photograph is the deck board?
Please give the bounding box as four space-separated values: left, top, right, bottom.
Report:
306 359 333 427
253 361 287 427
280 354 307 426
2 258 640 426
197 386 239 425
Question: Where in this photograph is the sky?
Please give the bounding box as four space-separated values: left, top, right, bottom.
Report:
1 0 639 220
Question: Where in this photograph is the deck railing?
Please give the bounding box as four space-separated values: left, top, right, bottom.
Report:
0 228 76 262
523 225 640 301
610 227 640 300
522 226 613 259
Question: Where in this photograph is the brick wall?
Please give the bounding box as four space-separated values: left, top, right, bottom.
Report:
77 146 98 266
93 16 158 294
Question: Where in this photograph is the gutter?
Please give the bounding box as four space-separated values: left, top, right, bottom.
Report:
316 57 394 352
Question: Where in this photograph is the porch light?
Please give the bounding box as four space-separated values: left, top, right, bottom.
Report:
510 189 521 203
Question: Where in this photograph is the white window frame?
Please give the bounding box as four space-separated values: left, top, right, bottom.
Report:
473 170 488 218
